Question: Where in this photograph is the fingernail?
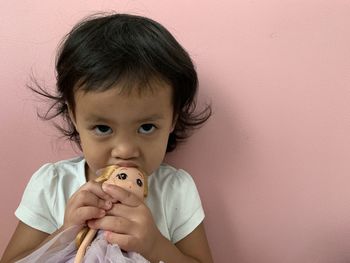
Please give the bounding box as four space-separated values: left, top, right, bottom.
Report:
105 200 112 209
102 184 109 191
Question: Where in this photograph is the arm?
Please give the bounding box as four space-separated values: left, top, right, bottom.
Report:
150 222 213 263
175 223 213 263
0 221 49 263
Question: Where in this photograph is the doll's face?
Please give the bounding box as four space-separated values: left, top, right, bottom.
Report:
104 167 145 199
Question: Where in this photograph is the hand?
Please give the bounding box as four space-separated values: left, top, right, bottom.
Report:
63 181 113 229
87 183 162 259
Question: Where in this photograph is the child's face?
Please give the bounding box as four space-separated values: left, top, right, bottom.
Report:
70 81 175 180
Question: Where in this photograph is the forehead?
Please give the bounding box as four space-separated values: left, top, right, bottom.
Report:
74 77 173 101
73 81 174 121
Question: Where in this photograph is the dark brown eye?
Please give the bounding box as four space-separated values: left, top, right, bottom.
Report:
136 179 143 187
117 173 127 180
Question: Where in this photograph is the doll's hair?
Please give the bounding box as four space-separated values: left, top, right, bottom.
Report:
30 13 211 152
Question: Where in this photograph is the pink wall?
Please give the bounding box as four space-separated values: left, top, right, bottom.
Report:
1 1 350 262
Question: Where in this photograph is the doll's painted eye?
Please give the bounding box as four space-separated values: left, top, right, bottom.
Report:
117 173 127 180
136 179 143 187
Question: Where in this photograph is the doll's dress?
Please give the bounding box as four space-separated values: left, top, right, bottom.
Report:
15 225 151 263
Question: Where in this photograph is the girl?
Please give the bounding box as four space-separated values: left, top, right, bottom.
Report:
1 13 213 263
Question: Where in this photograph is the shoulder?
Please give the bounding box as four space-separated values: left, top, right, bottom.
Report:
149 163 201 205
15 157 86 233
146 163 205 243
30 156 86 187
148 163 196 191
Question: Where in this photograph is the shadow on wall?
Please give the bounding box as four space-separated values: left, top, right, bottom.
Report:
166 77 255 262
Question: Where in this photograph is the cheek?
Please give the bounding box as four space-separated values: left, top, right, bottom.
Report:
83 145 109 173
148 138 167 157
143 140 168 173
131 185 144 199
170 120 176 133
117 183 144 199
81 138 108 159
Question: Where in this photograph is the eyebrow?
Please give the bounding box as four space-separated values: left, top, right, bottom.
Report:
135 114 165 123
84 113 165 124
84 115 111 123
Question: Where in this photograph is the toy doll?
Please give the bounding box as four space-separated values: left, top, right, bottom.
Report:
74 165 148 263
16 165 150 263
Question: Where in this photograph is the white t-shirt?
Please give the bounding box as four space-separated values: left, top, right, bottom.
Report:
15 157 204 243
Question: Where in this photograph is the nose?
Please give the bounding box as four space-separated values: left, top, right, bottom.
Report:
111 133 139 160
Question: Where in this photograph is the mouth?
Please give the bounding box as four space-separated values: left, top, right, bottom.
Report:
114 162 138 168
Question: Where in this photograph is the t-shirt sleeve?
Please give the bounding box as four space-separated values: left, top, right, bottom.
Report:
166 169 205 243
15 163 59 234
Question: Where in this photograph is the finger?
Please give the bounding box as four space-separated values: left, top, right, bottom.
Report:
88 215 133 234
73 189 112 211
80 180 113 201
105 203 137 218
104 231 136 252
75 206 106 223
102 183 142 207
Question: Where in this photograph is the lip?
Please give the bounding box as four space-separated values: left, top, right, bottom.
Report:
114 162 138 168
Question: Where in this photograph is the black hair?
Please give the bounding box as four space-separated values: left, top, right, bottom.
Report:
31 13 211 152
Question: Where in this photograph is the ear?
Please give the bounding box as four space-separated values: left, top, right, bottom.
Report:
67 104 77 128
170 114 178 133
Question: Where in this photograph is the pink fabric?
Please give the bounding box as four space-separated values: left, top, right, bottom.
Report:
16 226 151 263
